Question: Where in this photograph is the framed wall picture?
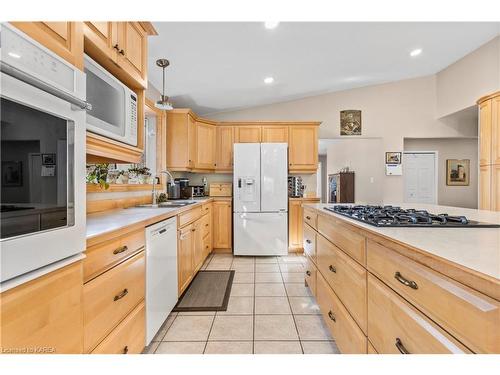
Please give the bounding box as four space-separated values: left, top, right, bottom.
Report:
2 161 23 187
385 152 402 164
446 159 470 186
42 153 56 165
340 110 361 135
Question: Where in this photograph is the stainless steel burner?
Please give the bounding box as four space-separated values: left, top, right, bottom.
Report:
324 205 500 228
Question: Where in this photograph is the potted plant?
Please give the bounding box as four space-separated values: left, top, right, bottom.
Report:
86 163 110 190
128 166 152 184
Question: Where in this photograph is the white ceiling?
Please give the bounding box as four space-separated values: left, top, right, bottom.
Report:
148 22 500 115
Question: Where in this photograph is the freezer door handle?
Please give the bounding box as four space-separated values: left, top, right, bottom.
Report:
238 178 242 188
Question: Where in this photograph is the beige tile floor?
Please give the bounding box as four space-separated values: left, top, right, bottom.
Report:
144 253 340 354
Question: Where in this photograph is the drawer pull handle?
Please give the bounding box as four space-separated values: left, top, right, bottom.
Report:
395 338 410 354
394 272 418 290
113 245 128 255
328 310 336 322
329 265 337 273
114 288 129 301
306 270 311 276
123 345 129 354
205 223 209 227
305 239 312 244
306 216 311 220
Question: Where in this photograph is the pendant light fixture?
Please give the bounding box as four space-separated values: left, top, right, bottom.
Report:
155 58 173 110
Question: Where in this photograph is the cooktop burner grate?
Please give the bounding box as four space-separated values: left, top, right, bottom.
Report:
324 205 500 228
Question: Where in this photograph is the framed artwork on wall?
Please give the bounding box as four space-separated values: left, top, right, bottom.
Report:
1 161 23 187
385 152 402 164
446 159 470 186
340 110 362 135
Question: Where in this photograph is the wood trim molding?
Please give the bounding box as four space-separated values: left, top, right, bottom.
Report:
138 22 158 36
87 184 163 193
86 132 143 164
86 195 152 215
477 91 500 105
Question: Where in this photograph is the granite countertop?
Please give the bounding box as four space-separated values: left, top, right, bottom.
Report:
304 202 500 280
86 198 212 240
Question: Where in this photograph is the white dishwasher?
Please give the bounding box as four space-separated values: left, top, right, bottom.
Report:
145 216 178 345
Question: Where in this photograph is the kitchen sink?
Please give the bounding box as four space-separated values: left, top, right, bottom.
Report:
135 200 197 208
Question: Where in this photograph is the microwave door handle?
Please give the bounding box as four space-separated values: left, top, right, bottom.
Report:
0 61 92 111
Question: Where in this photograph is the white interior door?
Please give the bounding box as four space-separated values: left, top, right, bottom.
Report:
403 152 437 204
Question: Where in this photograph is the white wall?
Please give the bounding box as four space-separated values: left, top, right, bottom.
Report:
404 138 478 209
207 75 477 203
325 138 384 204
436 36 500 118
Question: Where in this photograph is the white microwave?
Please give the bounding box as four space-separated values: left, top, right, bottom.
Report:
84 55 138 146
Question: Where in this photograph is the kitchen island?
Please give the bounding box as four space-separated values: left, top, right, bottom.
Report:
302 203 500 354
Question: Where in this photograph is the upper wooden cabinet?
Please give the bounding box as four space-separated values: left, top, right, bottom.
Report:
166 110 197 171
288 125 319 173
166 110 320 173
216 126 235 172
195 120 217 170
10 22 84 69
234 126 262 143
84 21 155 89
262 125 289 143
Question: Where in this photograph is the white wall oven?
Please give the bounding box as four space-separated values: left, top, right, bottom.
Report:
0 24 87 283
84 55 138 146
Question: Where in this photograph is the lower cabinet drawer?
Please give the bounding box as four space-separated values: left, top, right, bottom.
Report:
367 240 499 353
303 207 318 229
178 206 202 227
91 301 145 354
304 256 317 296
316 234 367 334
201 213 211 237
83 252 145 353
201 203 212 216
316 272 367 354
368 274 471 354
303 223 317 262
84 228 145 282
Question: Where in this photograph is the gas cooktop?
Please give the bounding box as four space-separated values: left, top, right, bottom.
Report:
324 205 500 228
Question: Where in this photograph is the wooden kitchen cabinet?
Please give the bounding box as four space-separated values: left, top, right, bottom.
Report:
166 110 197 171
178 224 195 294
478 92 500 211
288 125 318 173
195 120 217 170
289 200 304 251
0 261 84 354
11 22 84 69
117 22 148 87
262 125 289 143
216 126 235 172
213 200 232 250
83 22 118 63
234 126 262 143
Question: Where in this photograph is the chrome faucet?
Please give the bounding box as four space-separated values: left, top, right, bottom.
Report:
151 169 175 206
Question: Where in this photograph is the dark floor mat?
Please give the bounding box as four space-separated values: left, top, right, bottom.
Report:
173 270 235 312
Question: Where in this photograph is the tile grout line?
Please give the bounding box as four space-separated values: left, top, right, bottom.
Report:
280 258 305 354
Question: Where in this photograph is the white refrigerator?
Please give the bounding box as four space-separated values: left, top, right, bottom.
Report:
233 143 288 256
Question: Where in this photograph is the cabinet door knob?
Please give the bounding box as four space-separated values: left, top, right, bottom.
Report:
123 345 129 354
328 310 336 322
119 49 125 55
306 216 311 220
306 270 311 276
114 288 129 301
329 265 336 273
305 239 312 244
113 44 119 50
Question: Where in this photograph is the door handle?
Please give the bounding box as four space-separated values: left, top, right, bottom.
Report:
328 310 336 322
395 338 410 354
113 245 128 255
238 178 242 188
114 288 128 301
329 265 337 273
394 272 418 290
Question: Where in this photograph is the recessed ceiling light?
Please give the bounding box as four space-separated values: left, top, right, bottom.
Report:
410 48 423 57
264 77 274 84
264 22 279 29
